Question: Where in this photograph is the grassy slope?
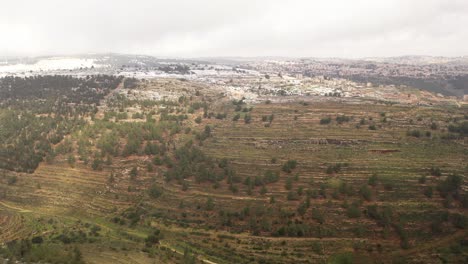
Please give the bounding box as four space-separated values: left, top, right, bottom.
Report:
0 92 467 263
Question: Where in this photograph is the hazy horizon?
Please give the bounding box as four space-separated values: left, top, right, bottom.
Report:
1 53 467 61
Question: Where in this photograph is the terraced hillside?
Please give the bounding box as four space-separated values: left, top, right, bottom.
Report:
0 78 467 264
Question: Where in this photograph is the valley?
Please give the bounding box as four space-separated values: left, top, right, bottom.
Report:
0 73 466 263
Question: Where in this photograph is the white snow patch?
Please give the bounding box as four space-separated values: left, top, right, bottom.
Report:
0 57 109 75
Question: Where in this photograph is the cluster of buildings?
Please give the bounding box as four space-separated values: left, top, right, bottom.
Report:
246 58 468 80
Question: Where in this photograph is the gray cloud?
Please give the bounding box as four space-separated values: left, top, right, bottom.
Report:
1 0 467 57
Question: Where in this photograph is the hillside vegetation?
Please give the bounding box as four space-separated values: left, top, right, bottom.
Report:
0 77 467 264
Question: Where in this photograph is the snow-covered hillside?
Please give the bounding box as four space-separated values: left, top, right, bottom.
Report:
0 57 109 76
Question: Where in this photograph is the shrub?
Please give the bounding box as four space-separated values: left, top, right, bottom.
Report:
366 205 393 227
153 156 162 165
282 160 297 173
336 115 351 124
326 163 342 174
31 236 44 244
205 197 215 211
229 184 239 194
268 114 274 123
204 125 212 137
232 113 240 121
90 225 101 236
424 187 433 198
285 177 293 190
451 214 467 229
145 229 163 247
443 195 454 208
149 184 163 198
7 176 17 185
448 121 468 136
297 202 308 216
418 175 426 184
92 158 103 171
129 166 138 179
182 181 189 191
183 247 196 264
68 155 76 167
368 174 378 187
407 130 422 138
244 114 252 124
216 113 227 120
360 185 372 201
312 208 324 224
346 203 361 218
287 191 299 201
270 196 276 204
461 195 468 209
329 252 355 264
430 166 441 176
383 182 394 191
320 117 332 125
437 174 462 197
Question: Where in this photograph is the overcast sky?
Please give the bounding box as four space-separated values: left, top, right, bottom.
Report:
1 0 467 58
